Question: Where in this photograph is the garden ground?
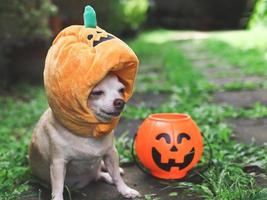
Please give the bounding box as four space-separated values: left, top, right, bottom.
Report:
1 29 267 200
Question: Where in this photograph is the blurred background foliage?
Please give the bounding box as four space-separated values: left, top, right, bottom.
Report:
94 0 149 34
0 0 57 40
0 0 149 86
52 0 149 36
120 0 149 30
0 0 267 87
0 0 57 86
249 0 267 28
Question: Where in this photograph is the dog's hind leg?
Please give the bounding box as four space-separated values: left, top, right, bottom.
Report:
100 160 124 175
96 172 114 184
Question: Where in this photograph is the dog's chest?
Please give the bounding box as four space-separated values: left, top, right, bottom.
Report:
65 132 114 161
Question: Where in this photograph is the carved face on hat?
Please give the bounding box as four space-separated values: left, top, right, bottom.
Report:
44 7 138 137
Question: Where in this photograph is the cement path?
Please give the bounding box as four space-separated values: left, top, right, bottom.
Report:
179 40 267 189
179 41 267 146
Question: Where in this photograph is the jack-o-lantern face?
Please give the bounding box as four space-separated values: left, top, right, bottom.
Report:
85 28 114 47
152 132 195 171
134 113 203 180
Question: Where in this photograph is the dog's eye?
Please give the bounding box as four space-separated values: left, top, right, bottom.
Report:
91 90 104 96
119 88 125 94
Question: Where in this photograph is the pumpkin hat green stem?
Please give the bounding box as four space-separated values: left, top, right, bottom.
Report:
84 5 97 28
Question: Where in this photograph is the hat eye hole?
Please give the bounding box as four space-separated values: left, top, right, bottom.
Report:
87 34 93 40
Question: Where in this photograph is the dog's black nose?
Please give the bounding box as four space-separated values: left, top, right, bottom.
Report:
113 99 125 110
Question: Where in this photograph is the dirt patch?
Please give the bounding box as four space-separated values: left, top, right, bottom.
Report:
213 89 267 108
256 175 267 187
228 118 267 145
208 76 265 87
114 118 143 138
128 92 170 109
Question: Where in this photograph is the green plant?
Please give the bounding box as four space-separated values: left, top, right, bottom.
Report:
176 165 264 200
125 30 267 198
0 0 57 85
239 103 267 118
223 82 260 91
249 0 267 28
0 86 47 199
88 0 149 35
120 0 149 30
0 0 57 40
115 132 134 164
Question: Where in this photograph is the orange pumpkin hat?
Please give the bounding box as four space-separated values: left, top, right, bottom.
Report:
44 5 139 137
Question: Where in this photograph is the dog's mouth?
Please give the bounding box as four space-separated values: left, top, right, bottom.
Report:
95 109 121 122
100 109 121 117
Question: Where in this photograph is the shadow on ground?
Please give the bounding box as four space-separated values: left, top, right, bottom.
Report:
27 165 202 200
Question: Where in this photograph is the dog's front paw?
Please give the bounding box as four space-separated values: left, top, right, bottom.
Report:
118 186 140 199
119 167 125 175
51 194 64 200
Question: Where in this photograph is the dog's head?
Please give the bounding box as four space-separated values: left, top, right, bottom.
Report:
88 73 126 123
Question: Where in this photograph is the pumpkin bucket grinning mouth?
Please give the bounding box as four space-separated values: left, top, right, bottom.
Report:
152 147 195 171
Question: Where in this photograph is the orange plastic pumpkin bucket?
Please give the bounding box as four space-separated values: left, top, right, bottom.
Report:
134 113 203 180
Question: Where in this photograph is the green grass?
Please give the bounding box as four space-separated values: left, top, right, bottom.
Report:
175 165 267 200
125 30 267 199
222 82 261 91
0 86 47 199
202 29 267 76
1 29 267 200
